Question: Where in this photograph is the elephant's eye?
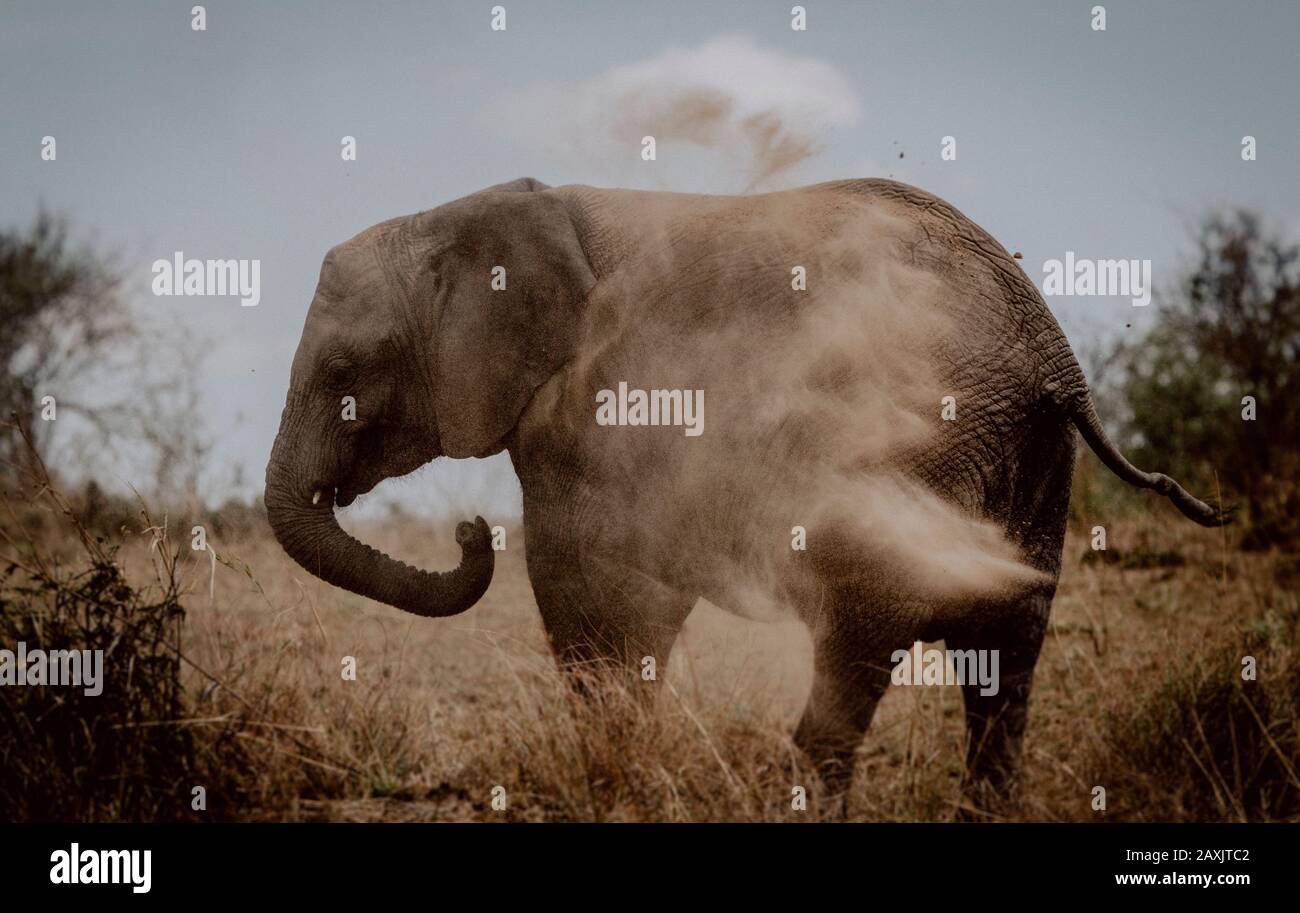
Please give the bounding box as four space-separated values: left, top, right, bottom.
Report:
323 357 357 392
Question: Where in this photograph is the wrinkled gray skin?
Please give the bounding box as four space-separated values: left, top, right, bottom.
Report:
266 177 1223 807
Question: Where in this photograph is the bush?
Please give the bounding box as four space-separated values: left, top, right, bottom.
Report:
0 435 326 821
0 517 191 821
1099 210 1299 546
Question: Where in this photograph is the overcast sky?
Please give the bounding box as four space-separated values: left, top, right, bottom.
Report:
3 0 1297 518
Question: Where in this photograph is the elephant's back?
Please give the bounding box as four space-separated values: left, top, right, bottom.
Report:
808 177 1073 392
560 178 1052 327
810 178 1051 318
555 180 1065 449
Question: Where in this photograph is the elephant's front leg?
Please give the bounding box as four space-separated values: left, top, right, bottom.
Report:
521 520 694 687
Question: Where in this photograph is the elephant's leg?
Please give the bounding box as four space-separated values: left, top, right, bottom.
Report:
950 422 1073 812
793 607 900 800
524 546 694 689
947 606 1049 812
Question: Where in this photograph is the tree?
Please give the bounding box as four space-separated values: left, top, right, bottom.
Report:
0 213 130 468
0 212 209 503
1101 210 1299 546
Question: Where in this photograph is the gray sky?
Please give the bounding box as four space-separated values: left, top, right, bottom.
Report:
3 0 1297 518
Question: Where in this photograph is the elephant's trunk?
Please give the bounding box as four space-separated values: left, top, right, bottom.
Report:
264 456 494 618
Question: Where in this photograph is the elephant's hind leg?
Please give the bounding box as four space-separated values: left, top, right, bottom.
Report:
948 423 1074 814
793 599 910 804
946 604 1050 815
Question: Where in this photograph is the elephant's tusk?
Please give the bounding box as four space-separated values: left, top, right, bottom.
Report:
312 490 322 505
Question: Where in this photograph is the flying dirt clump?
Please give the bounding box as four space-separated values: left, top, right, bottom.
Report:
489 34 860 193
606 86 822 191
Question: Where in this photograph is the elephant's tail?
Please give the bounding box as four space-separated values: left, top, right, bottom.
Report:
1070 395 1229 526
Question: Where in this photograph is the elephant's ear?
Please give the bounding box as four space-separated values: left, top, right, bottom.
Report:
433 187 595 458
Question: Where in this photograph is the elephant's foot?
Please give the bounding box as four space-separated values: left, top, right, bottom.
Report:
955 770 1021 821
793 720 862 819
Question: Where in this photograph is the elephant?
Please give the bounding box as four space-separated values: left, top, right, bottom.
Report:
265 176 1223 807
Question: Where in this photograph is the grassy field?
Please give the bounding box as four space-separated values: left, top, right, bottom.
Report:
4 456 1298 823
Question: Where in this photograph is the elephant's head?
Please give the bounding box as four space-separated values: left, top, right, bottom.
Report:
265 178 594 617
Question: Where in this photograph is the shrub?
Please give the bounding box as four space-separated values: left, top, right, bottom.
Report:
0 510 191 821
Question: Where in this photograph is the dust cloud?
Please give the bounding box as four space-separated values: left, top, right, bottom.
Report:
605 86 821 192
489 34 859 194
546 186 1045 625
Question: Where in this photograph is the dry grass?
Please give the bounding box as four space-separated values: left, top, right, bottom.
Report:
3 468 1297 822
127 512 1300 821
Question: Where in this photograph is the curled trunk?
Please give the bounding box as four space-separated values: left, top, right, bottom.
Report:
265 462 493 618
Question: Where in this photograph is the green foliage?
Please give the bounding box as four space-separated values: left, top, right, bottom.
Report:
1101 210 1299 545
